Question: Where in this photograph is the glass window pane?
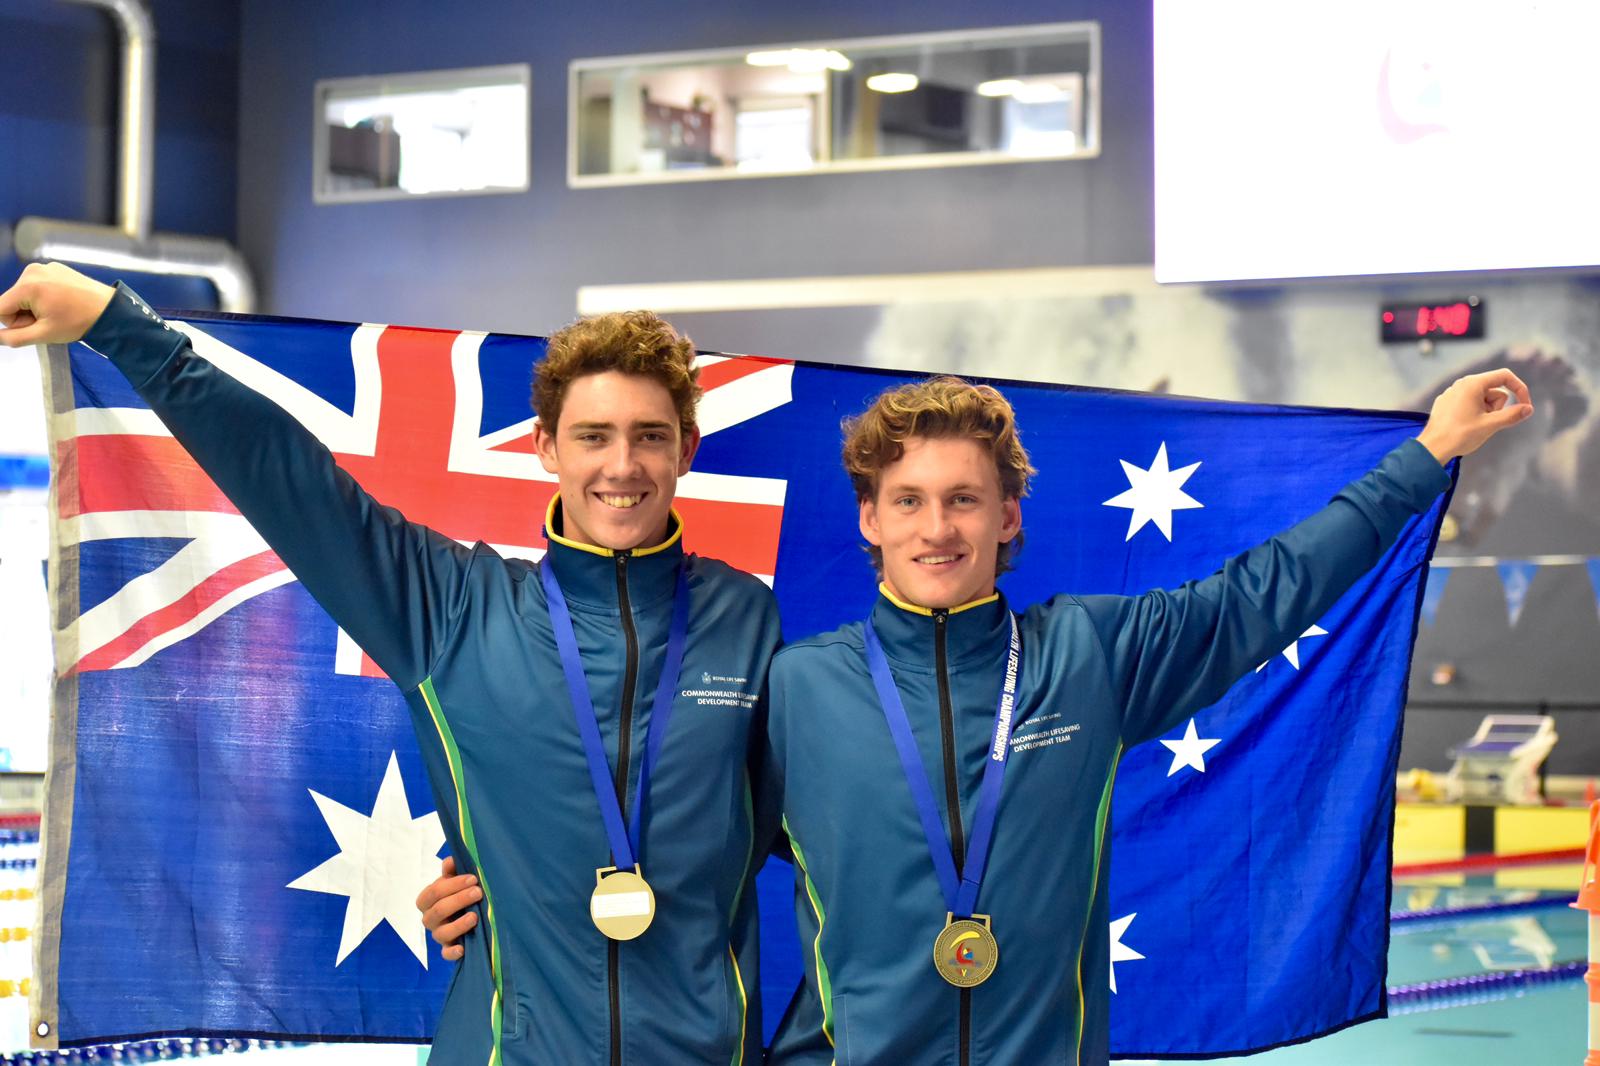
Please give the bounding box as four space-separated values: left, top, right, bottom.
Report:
316 65 530 202
571 23 1097 185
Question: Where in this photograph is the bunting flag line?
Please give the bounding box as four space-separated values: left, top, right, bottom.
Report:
1495 561 1540 628
1421 553 1600 629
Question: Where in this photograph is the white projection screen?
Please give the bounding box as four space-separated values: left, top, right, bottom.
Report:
1153 1 1600 283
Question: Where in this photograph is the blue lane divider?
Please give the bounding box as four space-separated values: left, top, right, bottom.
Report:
1391 895 1578 927
1388 960 1586 1014
0 1036 305 1064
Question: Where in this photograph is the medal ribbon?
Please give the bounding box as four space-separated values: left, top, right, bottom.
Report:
864 612 1021 918
542 559 691 871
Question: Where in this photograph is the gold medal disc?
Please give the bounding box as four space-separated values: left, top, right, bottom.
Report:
590 865 656 940
933 913 998 987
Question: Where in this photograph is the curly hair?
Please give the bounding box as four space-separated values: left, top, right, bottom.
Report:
532 311 701 435
842 376 1036 575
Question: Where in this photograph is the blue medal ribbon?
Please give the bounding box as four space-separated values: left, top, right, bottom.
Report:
542 558 691 872
864 612 1021 918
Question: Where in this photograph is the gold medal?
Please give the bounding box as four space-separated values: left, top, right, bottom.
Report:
590 865 656 940
933 913 998 987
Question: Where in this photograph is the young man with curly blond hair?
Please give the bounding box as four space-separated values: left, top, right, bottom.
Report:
762 374 1529 1065
0 263 780 1066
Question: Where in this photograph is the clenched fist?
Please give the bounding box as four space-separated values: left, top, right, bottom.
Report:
0 262 118 347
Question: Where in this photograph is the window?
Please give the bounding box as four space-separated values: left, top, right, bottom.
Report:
570 23 1098 186
314 65 530 203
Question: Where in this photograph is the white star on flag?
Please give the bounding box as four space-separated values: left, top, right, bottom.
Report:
1102 442 1203 541
1255 623 1330 672
288 751 446 967
1109 912 1145 993
1159 718 1221 777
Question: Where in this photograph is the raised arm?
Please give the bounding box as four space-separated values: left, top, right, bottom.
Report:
1 262 476 690
1082 369 1531 746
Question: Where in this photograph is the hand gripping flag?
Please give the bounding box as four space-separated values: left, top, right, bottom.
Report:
33 309 1449 1055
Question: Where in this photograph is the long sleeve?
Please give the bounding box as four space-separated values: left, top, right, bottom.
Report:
81 282 476 690
1075 437 1452 746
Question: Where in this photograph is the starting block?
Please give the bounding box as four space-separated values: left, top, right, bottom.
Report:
1447 715 1559 806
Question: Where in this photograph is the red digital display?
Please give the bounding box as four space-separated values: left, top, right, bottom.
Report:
1379 298 1484 342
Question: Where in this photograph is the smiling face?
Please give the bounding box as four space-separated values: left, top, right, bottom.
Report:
534 370 699 550
860 435 1022 610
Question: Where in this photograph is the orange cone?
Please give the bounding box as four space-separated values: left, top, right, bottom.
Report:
1570 801 1600 1064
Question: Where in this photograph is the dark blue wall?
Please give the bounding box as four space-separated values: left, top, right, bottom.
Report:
1 0 239 309
236 1 1151 332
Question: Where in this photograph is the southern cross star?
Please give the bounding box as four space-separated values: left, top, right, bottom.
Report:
288 751 446 966
1109 912 1146 993
1159 718 1221 777
1255 623 1330 672
1102 442 1203 542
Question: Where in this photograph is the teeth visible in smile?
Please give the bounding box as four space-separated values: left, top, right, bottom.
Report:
599 494 643 508
917 554 960 564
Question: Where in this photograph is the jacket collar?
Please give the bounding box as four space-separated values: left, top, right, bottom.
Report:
542 494 684 611
869 582 1011 669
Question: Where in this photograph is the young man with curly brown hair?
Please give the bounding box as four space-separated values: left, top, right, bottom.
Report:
1 263 780 1066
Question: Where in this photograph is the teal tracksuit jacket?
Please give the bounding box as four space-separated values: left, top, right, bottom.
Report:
83 284 782 1066
765 439 1450 1066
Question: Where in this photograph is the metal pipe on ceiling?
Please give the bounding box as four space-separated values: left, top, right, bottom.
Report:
13 0 257 313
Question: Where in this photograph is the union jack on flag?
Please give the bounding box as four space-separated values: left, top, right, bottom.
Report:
55 317 793 677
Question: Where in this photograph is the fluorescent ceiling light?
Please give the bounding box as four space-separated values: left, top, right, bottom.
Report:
976 78 1024 98
865 72 919 93
792 49 850 73
746 48 851 73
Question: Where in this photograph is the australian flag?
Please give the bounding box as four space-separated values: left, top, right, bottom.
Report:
34 309 1447 1055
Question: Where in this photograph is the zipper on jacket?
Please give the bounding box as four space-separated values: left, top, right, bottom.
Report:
610 550 639 1066
933 610 972 1066
932 612 964 865
614 552 640 805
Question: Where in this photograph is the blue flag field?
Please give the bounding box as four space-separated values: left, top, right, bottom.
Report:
32 308 1449 1055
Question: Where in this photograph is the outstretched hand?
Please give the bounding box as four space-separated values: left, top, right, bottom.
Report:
0 262 117 348
415 855 482 962
1416 368 1534 462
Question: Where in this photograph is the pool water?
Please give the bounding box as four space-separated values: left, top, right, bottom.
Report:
1140 867 1588 1065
